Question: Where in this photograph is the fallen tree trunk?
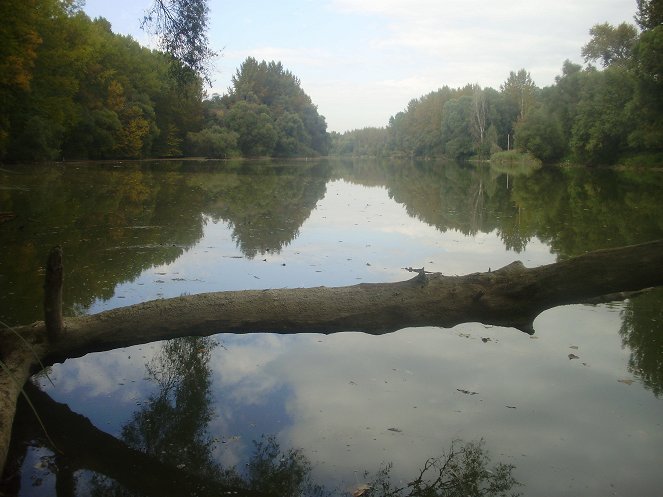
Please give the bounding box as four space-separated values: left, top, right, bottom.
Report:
2 240 663 475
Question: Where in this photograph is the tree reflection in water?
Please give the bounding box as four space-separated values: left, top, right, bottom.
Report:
89 336 234 494
2 335 521 497
619 288 663 397
360 439 521 497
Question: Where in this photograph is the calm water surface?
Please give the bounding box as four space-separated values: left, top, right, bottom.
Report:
1 159 662 496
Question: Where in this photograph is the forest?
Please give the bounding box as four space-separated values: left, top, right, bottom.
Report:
332 2 663 166
0 1 328 161
1 0 661 164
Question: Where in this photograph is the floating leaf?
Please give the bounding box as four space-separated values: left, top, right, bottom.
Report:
457 388 478 395
568 354 579 360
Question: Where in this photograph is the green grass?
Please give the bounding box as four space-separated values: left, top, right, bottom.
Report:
490 150 542 167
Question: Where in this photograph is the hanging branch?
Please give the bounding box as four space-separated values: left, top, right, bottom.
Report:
141 0 217 85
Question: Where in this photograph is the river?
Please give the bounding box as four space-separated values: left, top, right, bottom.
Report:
1 158 662 496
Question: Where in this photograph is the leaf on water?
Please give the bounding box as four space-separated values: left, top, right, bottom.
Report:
568 354 580 360
569 345 579 350
618 379 634 385
457 388 478 395
387 427 402 433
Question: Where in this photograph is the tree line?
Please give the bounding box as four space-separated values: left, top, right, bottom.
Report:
331 0 663 166
0 1 328 162
1 0 206 161
2 0 660 164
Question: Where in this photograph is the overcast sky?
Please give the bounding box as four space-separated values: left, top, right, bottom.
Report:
82 0 637 132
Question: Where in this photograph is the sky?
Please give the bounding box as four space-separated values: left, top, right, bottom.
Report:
82 0 638 132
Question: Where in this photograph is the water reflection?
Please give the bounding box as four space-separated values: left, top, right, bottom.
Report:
0 163 209 324
192 161 330 258
333 159 663 256
99 337 222 489
2 159 663 495
362 438 521 497
4 382 521 496
2 159 662 324
619 288 663 397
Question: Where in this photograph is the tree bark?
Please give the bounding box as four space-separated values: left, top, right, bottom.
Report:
1 240 663 475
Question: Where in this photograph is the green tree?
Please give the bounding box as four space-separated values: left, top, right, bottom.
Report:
515 106 565 163
5 1 91 160
441 96 475 160
549 60 584 149
274 111 309 156
581 22 638 67
629 25 663 154
114 100 159 159
203 57 328 157
500 69 538 123
0 0 43 157
225 100 278 156
472 85 488 154
635 0 663 30
66 109 121 159
186 125 239 157
570 67 635 164
330 127 389 157
385 86 463 157
1 0 204 161
11 116 63 160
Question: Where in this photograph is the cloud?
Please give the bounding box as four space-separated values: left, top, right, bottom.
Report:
47 345 160 400
329 0 636 91
211 334 287 405
222 46 335 69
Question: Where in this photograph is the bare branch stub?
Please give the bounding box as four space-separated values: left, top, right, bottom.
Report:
44 246 63 342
